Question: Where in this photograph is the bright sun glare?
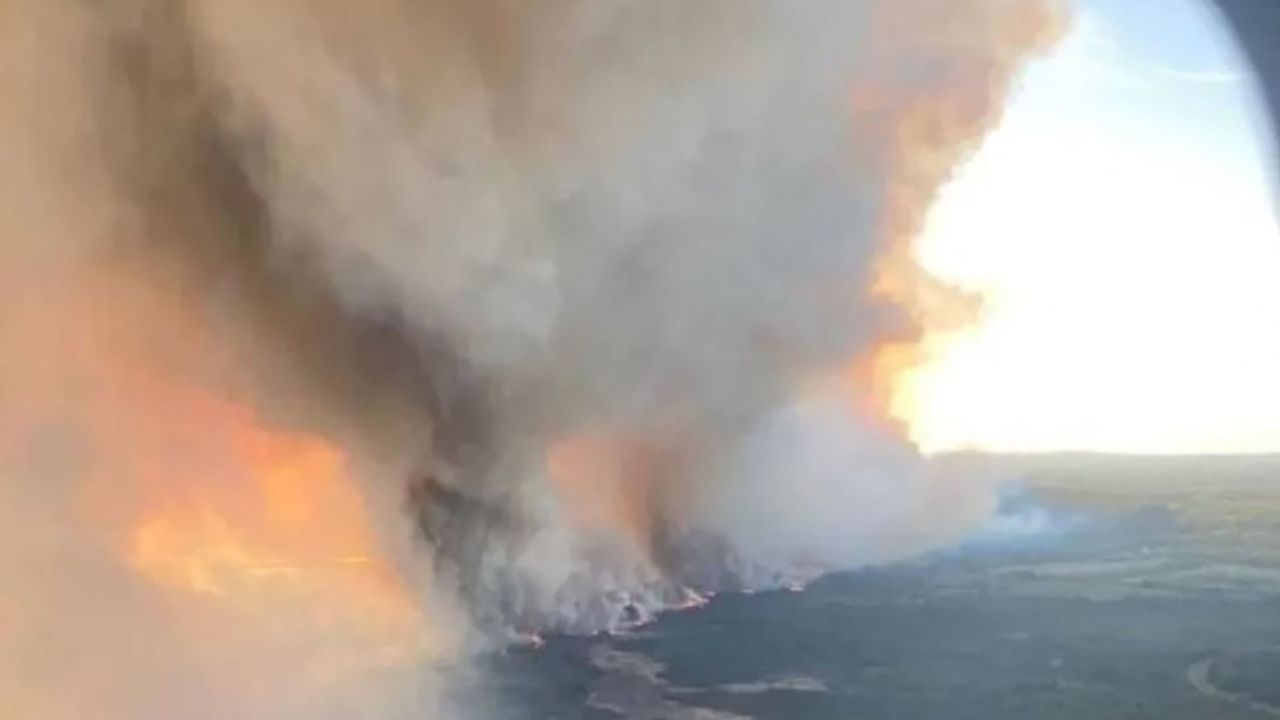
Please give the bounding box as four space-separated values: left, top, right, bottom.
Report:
898 0 1280 455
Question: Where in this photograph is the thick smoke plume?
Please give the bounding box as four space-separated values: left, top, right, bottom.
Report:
0 1 1057 718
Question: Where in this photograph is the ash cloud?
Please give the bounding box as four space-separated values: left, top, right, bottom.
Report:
0 1 1057 717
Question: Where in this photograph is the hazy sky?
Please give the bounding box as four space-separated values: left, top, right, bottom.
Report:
900 0 1280 454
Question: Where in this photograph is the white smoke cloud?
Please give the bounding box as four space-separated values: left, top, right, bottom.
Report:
0 0 1058 717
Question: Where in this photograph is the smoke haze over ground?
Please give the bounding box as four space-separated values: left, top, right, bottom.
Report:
0 1 1057 717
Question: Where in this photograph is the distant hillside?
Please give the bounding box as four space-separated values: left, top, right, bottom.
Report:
936 452 1280 490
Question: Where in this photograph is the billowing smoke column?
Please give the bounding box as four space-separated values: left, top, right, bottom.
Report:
0 1 1058 718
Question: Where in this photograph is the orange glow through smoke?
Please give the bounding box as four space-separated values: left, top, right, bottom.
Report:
127 396 372 595
846 1 1064 435
109 384 430 664
546 433 665 564
22 265 436 661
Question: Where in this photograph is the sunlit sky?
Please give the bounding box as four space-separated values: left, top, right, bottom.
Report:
901 0 1280 455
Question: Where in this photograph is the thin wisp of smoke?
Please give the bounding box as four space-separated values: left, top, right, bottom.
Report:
0 1 1058 717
